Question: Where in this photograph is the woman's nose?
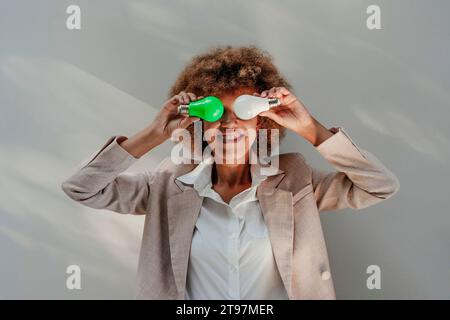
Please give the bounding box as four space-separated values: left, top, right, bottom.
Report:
220 108 238 126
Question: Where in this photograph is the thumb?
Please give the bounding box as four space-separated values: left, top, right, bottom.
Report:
259 111 283 124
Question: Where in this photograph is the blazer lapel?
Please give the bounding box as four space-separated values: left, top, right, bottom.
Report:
167 165 293 298
167 186 203 297
257 173 294 298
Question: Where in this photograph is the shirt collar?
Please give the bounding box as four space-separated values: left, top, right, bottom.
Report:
176 155 284 194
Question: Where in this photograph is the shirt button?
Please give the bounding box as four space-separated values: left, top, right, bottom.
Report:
321 271 331 280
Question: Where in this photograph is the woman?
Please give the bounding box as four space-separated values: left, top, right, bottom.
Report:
62 46 399 300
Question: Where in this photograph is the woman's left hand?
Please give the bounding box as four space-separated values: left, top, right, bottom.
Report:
255 87 314 136
255 87 334 146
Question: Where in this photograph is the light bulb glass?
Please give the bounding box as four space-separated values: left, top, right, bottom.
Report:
178 96 224 122
232 95 280 120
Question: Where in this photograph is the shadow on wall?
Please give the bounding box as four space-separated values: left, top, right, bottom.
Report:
0 56 168 298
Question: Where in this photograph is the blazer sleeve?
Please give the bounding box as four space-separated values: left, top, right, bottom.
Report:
61 136 152 215
311 127 400 212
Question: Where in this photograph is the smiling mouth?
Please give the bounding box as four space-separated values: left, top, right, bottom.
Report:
220 131 246 143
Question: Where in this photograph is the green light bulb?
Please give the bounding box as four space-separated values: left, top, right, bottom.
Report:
178 96 224 122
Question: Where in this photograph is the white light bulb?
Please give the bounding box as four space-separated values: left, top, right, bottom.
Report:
232 95 281 120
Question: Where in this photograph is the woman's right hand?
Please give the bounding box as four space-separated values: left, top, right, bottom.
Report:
119 91 202 158
149 91 202 144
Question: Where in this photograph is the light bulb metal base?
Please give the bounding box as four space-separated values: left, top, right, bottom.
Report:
268 98 281 108
178 105 189 115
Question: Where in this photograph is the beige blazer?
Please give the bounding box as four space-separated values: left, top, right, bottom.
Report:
61 127 399 299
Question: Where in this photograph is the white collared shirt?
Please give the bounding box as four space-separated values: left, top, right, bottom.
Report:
176 159 289 300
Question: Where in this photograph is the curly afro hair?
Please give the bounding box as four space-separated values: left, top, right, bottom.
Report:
168 45 292 156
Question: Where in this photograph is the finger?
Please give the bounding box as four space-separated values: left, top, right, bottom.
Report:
260 90 269 98
187 92 197 101
181 92 191 104
268 87 278 98
275 87 286 97
179 94 187 104
279 87 291 95
168 95 184 113
197 96 204 100
273 87 286 99
269 104 289 112
259 110 283 124
170 95 181 104
253 92 261 97
178 91 187 104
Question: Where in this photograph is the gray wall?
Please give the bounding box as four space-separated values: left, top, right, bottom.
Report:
1 0 449 299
